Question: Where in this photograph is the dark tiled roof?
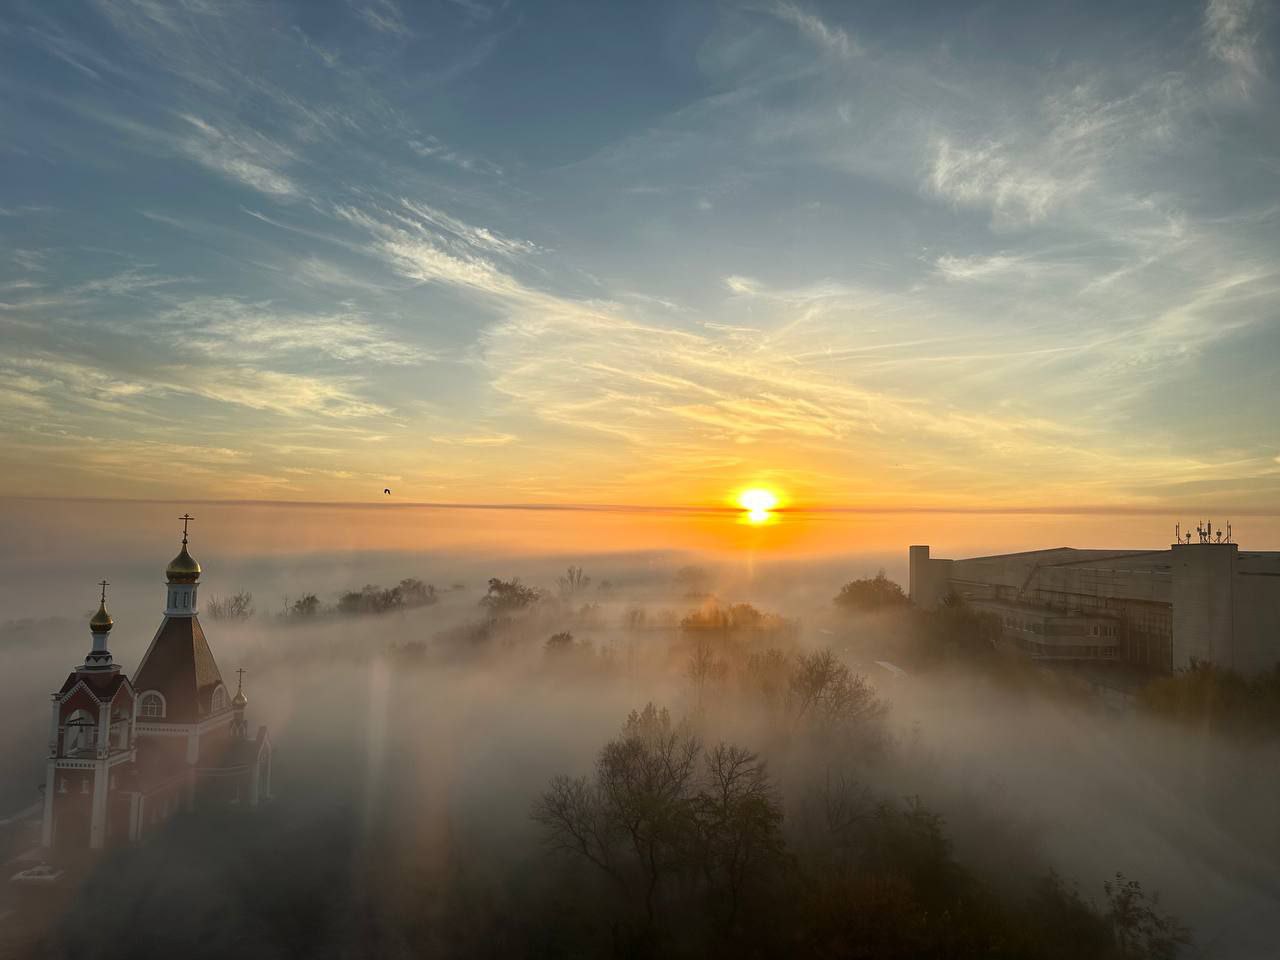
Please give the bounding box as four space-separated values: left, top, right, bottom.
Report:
57 671 131 701
132 616 225 723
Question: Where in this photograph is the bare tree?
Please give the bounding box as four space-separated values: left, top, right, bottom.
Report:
206 591 253 621
556 565 591 601
787 650 885 732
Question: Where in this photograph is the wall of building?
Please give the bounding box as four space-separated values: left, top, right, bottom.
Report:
908 545 953 609
1233 557 1280 675
1171 543 1236 670
907 542 1280 675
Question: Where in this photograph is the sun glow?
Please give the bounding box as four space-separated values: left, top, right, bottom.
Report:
737 487 779 525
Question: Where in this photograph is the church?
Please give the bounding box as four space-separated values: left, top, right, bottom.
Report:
40 517 271 851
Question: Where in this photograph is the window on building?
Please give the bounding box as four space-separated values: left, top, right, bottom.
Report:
139 693 165 719
211 686 228 712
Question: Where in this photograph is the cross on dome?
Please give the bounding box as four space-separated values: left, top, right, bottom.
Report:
166 514 202 583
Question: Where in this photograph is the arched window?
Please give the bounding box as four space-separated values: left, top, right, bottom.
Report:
139 692 166 719
211 686 228 712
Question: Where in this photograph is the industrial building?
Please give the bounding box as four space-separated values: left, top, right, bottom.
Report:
908 525 1280 675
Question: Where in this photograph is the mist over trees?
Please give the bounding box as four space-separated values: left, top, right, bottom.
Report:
833 571 909 612
11 562 1280 957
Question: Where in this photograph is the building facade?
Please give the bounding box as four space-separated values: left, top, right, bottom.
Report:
41 519 271 852
908 530 1280 675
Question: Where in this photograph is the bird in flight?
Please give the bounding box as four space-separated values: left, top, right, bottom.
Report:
384 488 391 495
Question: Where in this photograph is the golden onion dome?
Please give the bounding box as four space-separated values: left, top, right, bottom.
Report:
89 600 113 633
232 687 248 708
166 543 202 582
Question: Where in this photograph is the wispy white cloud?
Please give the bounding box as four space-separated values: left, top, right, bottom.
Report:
935 253 1034 281
408 136 504 176
354 0 412 38
770 3 858 59
157 296 428 365
176 114 299 198
336 200 538 301
178 365 390 419
1205 0 1263 94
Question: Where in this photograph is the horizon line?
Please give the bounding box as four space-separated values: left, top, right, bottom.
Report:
2 495 1278 518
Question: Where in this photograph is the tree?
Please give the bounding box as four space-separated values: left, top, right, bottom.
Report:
289 594 319 618
787 650 885 733
534 705 699 930
545 631 575 654
928 592 1002 658
337 584 403 615
680 602 795 643
556 565 590 601
687 635 729 709
398 578 438 608
205 591 253 621
691 744 785 929
1104 873 1190 960
479 577 542 616
834 571 909 613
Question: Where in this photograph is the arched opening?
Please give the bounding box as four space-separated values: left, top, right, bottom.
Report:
139 692 166 720
63 710 97 755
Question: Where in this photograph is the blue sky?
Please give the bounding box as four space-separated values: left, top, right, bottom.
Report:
1 0 1277 510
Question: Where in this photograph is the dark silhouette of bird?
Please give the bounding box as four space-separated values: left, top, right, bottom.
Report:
384 488 391 495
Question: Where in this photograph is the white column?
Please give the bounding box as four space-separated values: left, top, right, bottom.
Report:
88 760 109 849
97 702 111 759
186 728 200 764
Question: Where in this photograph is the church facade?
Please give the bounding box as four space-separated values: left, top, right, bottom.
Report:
41 518 271 851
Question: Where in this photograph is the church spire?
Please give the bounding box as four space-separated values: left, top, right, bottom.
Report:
164 514 202 617
231 667 249 739
82 579 119 673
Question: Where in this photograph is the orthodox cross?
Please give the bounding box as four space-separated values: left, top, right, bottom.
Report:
179 513 195 543
235 667 247 694
98 579 109 604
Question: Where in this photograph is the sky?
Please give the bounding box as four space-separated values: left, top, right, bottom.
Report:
1 0 1278 512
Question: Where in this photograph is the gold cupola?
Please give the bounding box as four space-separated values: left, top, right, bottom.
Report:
89 580 113 633
166 513 202 583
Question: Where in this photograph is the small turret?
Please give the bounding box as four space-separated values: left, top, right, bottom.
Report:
231 667 249 739
164 514 201 616
81 580 119 673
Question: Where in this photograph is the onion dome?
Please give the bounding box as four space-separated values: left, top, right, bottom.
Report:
232 687 247 708
90 599 114 633
166 543 202 583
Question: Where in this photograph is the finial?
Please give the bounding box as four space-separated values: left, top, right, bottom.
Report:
236 667 246 693
232 667 248 708
89 579 114 634
179 513 195 545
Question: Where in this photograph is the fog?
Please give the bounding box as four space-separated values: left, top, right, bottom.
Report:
3 504 1280 957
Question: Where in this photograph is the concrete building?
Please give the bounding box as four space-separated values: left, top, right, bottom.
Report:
908 527 1280 675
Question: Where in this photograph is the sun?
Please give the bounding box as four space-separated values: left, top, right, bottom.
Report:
737 488 779 525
